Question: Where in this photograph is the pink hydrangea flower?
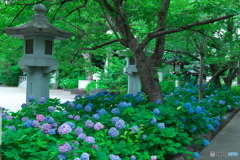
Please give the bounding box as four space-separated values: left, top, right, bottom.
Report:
36 114 45 122
151 155 157 160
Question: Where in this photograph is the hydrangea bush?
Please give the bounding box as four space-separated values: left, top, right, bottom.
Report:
2 83 240 160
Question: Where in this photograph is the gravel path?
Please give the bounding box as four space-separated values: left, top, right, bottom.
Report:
0 86 76 112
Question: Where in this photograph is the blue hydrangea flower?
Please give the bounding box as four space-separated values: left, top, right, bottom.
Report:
184 103 192 109
84 105 92 112
131 126 140 133
81 153 90 160
117 102 132 109
68 102 75 109
21 117 29 121
108 127 119 137
76 104 83 110
158 123 165 129
44 116 55 124
203 139 210 146
49 129 56 134
180 118 186 123
153 108 160 116
155 100 162 104
57 153 66 160
21 103 26 108
74 94 82 99
207 124 216 131
64 122 75 129
150 118 157 125
191 126 197 131
62 110 68 114
48 106 55 112
103 90 109 94
97 109 107 115
24 120 33 128
32 120 40 128
219 100 226 105
110 154 121 160
115 119 125 130
93 114 100 120
125 94 134 97
111 117 120 124
188 108 194 114
195 106 204 114
214 120 220 126
94 122 104 130
191 96 197 102
111 108 120 115
58 142 72 153
130 155 136 160
142 134 147 139
136 96 143 102
193 152 200 158
38 97 46 104
227 105 231 109
6 115 13 121
68 115 74 119
91 144 98 150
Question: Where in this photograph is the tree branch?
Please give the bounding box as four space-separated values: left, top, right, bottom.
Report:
140 14 234 50
164 49 200 61
57 0 88 19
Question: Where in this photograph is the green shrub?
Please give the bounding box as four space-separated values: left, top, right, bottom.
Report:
0 64 22 86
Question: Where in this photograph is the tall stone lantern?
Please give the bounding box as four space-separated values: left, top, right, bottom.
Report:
5 4 72 103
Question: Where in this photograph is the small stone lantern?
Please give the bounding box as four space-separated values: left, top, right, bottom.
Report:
165 56 190 74
5 4 72 103
123 57 141 95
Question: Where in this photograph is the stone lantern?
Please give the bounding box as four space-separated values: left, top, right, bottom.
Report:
5 4 72 103
123 57 141 95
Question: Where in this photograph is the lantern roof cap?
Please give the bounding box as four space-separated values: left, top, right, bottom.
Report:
165 56 190 65
5 4 72 40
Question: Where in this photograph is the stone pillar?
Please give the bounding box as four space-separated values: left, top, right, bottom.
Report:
123 57 141 95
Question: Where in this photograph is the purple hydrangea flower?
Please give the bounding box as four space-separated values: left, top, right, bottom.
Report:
6 126 16 132
72 141 79 149
2 112 6 118
84 105 92 112
58 123 72 135
58 142 72 153
74 158 80 160
203 139 210 146
111 108 120 115
68 115 74 119
111 117 120 124
158 123 165 129
78 133 87 139
21 117 29 122
94 122 104 130
74 127 83 136
28 95 35 102
38 97 46 104
24 120 33 128
93 114 100 120
108 127 119 138
84 136 95 144
80 153 90 160
97 109 107 115
41 123 51 134
85 120 94 128
151 155 157 160
32 120 40 128
62 110 68 114
36 114 44 122
153 108 160 116
110 154 121 160
115 119 125 130
131 126 140 133
91 144 98 150
64 122 75 130
76 104 83 110
150 118 157 125
6 115 13 120
44 116 55 124
74 115 81 121
48 106 55 112
50 123 58 129
68 102 75 109
21 103 26 108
